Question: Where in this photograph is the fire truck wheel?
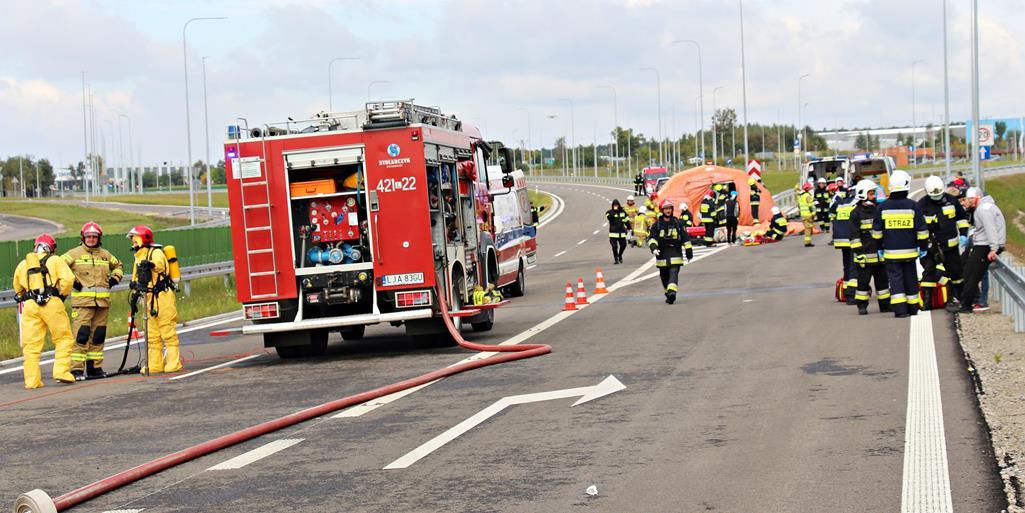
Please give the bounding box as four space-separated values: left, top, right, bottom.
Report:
306 329 329 356
471 309 494 332
340 325 365 341
506 263 526 297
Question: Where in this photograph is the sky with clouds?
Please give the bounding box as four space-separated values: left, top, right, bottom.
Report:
1 0 1022 168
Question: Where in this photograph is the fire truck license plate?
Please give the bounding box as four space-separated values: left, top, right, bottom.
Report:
380 273 424 286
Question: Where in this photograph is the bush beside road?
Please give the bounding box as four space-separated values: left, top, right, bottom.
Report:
0 275 240 361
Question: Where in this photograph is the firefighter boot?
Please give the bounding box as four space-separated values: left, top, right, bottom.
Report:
879 298 891 313
920 288 933 311
857 303 868 315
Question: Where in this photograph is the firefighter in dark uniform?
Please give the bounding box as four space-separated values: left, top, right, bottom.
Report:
748 177 761 223
764 206 788 242
606 199 630 264
648 199 694 304
634 173 645 195
814 177 831 232
872 170 929 318
530 201 545 227
679 201 695 227
713 183 728 232
849 179 890 315
918 175 970 309
829 184 858 303
699 191 717 246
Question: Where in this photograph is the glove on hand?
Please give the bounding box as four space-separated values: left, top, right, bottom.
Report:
877 250 884 260
108 277 119 288
73 281 83 292
652 249 661 257
919 250 928 259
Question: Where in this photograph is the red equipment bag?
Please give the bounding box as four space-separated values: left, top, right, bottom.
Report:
835 278 846 303
686 226 705 238
931 283 949 309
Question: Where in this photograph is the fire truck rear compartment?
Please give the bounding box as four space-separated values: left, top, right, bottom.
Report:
287 159 375 319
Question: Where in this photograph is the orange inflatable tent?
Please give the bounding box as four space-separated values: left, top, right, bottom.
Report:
655 165 775 227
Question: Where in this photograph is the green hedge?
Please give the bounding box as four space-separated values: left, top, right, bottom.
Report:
1 226 233 281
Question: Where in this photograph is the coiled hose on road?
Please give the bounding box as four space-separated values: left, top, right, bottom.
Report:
13 283 551 513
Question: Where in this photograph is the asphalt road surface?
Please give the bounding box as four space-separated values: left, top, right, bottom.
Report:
0 213 63 242
0 183 1003 512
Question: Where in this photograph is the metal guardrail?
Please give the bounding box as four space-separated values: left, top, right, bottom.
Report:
0 261 235 308
907 163 1024 179
528 175 632 186
989 255 1025 332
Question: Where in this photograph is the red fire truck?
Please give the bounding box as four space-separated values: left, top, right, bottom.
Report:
224 101 535 358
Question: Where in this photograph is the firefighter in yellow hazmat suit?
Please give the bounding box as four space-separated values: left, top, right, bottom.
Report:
128 225 183 374
13 233 77 388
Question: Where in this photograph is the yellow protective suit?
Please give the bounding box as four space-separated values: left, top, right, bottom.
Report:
13 252 76 388
133 246 182 374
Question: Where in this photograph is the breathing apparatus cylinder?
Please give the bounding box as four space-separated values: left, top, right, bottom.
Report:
24 252 45 294
164 245 181 285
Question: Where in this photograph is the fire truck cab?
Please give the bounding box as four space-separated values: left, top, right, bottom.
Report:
224 101 532 357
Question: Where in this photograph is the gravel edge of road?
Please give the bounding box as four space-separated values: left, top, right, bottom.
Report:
955 304 1025 512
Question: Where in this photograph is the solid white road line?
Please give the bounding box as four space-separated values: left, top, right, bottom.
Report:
0 314 244 376
538 191 566 228
207 439 305 471
169 354 263 381
900 311 953 512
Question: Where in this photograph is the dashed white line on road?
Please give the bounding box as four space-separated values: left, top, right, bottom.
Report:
900 311 953 512
169 353 263 381
593 229 600 235
102 509 145 513
577 239 588 245
208 439 305 471
526 264 537 270
554 250 567 258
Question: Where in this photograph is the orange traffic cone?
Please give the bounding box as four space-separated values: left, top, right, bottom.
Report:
594 268 609 294
563 282 577 311
576 278 589 305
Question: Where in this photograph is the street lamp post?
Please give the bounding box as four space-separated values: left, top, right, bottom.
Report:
202 56 213 214
367 80 390 102
738 0 750 164
81 72 89 202
970 0 982 189
558 98 576 176
942 0 952 177
328 57 359 111
798 73 811 169
516 107 533 174
911 59 925 166
672 40 705 161
117 113 133 194
712 86 724 164
639 67 663 165
803 103 810 157
183 16 227 225
595 85 619 177
694 94 703 161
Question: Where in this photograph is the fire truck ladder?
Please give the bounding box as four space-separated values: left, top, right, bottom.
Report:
237 124 279 299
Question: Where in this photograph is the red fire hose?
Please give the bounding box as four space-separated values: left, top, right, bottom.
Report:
13 285 551 513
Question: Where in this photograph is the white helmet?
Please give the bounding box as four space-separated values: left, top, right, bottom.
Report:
965 187 980 199
770 206 781 215
816 177 826 184
638 205 648 214
855 179 876 201
626 195 636 202
680 201 688 209
888 169 911 193
924 176 945 200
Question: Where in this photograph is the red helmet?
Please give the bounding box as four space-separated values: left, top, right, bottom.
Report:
81 221 102 246
827 183 838 193
802 182 813 191
127 225 154 246
659 199 674 211
35 233 57 252
649 193 658 201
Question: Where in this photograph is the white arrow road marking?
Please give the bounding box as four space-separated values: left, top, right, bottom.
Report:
900 266 953 511
384 376 626 469
208 438 305 471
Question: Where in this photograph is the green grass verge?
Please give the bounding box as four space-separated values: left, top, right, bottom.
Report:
101 192 229 208
0 275 240 361
982 174 1025 259
760 171 800 196
0 201 187 237
528 190 554 217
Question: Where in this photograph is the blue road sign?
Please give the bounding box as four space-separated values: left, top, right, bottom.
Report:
980 145 991 160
